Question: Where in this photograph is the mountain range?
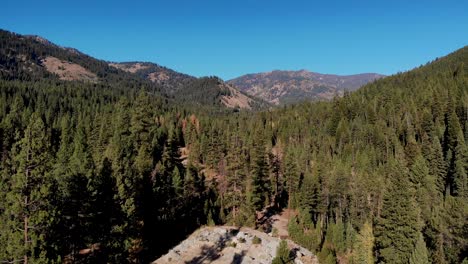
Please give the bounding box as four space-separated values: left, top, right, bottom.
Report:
0 29 261 110
0 27 467 264
0 29 382 107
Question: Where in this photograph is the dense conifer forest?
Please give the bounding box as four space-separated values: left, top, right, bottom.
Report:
0 29 467 263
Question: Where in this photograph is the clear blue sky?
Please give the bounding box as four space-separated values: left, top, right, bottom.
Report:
2 0 468 79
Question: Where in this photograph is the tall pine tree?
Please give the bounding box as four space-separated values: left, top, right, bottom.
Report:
375 158 420 264
2 113 55 264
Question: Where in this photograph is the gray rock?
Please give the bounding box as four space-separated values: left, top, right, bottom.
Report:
152 226 318 264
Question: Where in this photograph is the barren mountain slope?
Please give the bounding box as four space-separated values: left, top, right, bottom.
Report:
229 70 384 104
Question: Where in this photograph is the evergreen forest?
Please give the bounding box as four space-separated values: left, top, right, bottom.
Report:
0 29 467 264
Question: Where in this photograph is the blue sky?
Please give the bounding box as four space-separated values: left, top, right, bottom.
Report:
2 0 468 79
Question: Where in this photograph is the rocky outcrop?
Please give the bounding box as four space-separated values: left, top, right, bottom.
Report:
153 226 318 264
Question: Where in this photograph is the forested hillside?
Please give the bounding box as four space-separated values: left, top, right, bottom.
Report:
0 30 151 89
108 61 195 92
0 29 466 264
0 29 263 111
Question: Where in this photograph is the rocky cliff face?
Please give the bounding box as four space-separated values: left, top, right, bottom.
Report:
228 70 384 104
153 226 318 264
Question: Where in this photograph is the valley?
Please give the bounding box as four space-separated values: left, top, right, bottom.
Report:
0 26 467 264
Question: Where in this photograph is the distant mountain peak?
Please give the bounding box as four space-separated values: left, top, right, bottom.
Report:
228 70 384 104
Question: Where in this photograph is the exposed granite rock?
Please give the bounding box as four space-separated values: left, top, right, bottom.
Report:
153 226 318 264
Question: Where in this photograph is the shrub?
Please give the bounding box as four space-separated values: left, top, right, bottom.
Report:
272 240 291 264
227 241 237 248
252 236 262 244
272 227 279 237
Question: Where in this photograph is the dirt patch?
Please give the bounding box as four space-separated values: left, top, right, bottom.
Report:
148 71 170 82
271 209 297 239
221 84 252 110
41 56 98 82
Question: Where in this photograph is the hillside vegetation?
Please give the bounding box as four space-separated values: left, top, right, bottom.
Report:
0 30 263 112
0 28 466 263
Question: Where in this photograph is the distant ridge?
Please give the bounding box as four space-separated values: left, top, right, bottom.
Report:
0 29 264 110
228 70 384 104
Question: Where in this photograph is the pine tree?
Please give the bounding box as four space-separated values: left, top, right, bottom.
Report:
131 91 153 144
430 136 447 196
183 164 206 222
249 129 270 211
2 113 55 264
131 90 154 176
345 222 356 253
225 133 247 224
172 166 183 197
69 120 94 179
452 134 467 197
431 233 447 264
59 119 96 260
206 127 222 169
162 128 180 172
353 221 374 264
375 159 420 264
88 113 109 166
107 99 137 261
87 157 118 262
272 240 291 264
410 155 429 188
284 147 299 209
299 171 320 224
409 232 430 264
444 109 463 155
410 155 438 219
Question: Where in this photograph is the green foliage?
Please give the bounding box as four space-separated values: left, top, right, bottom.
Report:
0 29 467 263
272 240 291 264
227 241 237 248
375 159 420 264
452 136 467 196
430 136 447 196
288 214 321 252
252 236 262 244
272 227 279 237
284 147 300 209
409 232 430 264
174 77 229 107
318 246 337 264
2 113 56 263
353 222 374 264
249 129 270 211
